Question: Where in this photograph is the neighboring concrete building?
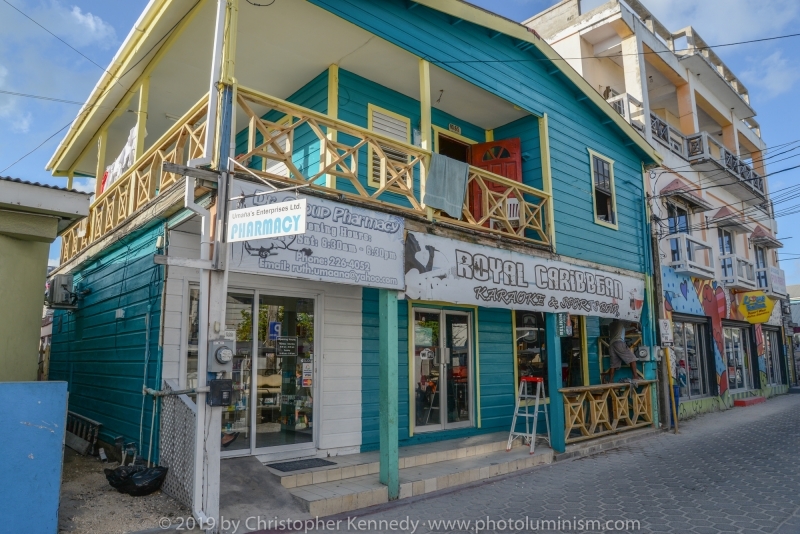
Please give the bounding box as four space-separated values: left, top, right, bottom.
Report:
528 0 793 415
0 177 90 381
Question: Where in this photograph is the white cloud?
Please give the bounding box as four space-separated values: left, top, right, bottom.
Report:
47 257 59 267
70 177 95 194
0 1 118 49
741 51 800 99
642 0 800 44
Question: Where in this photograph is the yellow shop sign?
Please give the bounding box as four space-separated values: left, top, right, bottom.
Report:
736 291 775 324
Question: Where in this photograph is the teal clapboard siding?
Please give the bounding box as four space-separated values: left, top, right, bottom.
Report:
49 223 164 461
362 289 517 451
235 70 329 181
307 0 652 274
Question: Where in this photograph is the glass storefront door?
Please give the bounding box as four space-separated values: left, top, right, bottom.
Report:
186 287 316 455
413 309 473 432
254 295 315 449
672 319 709 400
724 326 752 392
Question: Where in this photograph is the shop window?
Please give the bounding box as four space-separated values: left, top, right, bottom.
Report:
763 329 783 386
367 104 411 188
723 326 752 391
672 319 709 399
588 149 617 229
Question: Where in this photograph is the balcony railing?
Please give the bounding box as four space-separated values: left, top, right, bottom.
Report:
559 381 656 444
650 113 686 158
60 95 209 264
720 253 756 290
607 94 645 132
686 132 765 196
665 233 715 280
234 86 551 246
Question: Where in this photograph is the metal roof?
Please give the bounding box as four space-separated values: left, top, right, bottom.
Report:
0 176 92 195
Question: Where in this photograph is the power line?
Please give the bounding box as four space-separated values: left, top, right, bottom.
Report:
1 0 122 90
0 0 202 175
428 32 800 65
0 89 121 108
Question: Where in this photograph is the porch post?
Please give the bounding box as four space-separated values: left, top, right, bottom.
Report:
378 289 399 500
419 58 433 219
95 130 107 197
545 313 566 453
134 77 150 161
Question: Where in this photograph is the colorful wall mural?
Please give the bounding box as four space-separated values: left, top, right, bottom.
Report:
661 267 780 397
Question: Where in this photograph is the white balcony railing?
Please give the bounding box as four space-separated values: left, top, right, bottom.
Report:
666 233 715 279
720 253 756 290
686 132 765 196
607 94 645 132
650 114 687 158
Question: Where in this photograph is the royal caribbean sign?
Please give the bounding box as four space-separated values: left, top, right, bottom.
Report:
227 179 405 290
404 232 645 320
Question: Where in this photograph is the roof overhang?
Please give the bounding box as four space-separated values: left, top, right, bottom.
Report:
0 179 91 233
678 53 756 120
712 207 751 234
659 179 712 212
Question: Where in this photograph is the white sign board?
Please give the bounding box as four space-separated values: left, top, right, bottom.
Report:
227 179 405 290
659 319 673 346
227 198 306 243
404 232 645 320
770 267 787 296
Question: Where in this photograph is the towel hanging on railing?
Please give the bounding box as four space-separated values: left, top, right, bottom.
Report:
423 153 469 220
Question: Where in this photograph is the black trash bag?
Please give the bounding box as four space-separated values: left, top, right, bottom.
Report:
104 465 168 496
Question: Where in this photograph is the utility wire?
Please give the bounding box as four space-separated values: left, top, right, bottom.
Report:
429 31 800 64
1 0 123 90
0 0 202 175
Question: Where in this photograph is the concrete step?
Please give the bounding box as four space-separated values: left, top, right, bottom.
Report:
264 431 525 489
788 387 800 395
734 396 766 407
290 444 553 516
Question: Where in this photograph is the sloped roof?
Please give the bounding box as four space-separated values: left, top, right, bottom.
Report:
750 225 782 249
659 179 712 211
712 206 751 233
0 176 91 195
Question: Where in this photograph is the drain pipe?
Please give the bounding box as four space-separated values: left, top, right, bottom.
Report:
184 175 212 526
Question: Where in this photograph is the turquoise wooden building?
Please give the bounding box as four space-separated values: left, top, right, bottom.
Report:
47 0 661 517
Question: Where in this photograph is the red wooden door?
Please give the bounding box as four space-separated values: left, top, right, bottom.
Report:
468 138 522 224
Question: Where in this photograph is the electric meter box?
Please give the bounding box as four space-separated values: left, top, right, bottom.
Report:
207 379 233 406
208 339 235 373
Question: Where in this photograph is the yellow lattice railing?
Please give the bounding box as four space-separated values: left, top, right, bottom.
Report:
235 86 551 246
59 95 209 264
559 381 655 444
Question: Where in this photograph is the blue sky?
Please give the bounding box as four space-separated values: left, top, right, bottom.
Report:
2 0 800 280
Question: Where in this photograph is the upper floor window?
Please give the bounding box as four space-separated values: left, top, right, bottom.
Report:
367 104 411 189
718 229 735 278
588 149 617 229
755 245 769 289
667 204 690 235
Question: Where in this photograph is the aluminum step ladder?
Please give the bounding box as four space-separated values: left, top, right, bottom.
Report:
507 376 550 454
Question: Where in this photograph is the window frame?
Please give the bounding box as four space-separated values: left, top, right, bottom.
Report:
432 124 477 154
366 103 412 189
587 148 618 230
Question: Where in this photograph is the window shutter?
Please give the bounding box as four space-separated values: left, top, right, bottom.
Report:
371 109 409 184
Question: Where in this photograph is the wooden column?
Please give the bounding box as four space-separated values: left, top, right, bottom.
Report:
545 312 566 453
419 58 432 217
94 130 107 196
538 114 556 251
326 64 339 189
135 77 150 161
378 289 399 500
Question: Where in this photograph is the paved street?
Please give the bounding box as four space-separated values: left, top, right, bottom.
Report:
296 394 800 534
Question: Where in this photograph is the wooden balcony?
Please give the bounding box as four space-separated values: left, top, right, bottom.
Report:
559 381 656 444
59 87 551 266
234 86 551 246
59 95 209 264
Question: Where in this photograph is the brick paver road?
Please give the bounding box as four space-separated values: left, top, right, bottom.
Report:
309 394 800 534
